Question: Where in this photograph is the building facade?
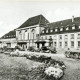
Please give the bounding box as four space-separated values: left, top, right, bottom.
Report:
41 16 80 49
16 15 49 50
2 15 80 50
0 30 17 48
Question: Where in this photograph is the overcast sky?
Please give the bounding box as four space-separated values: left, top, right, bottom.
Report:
0 0 80 37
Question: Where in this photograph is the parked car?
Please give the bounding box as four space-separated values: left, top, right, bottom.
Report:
4 48 15 55
27 46 40 52
40 46 49 53
49 47 57 53
41 46 57 53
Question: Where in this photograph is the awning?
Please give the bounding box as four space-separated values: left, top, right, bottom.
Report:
17 42 27 44
0 41 2 43
35 40 46 43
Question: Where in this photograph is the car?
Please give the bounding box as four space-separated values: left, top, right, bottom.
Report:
4 48 15 55
27 46 40 52
41 46 57 53
40 46 50 53
49 47 57 53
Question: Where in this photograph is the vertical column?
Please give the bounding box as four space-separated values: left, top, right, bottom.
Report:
23 30 25 40
29 28 30 40
74 33 77 49
68 34 71 48
16 30 19 40
57 35 59 48
29 28 30 46
62 34 65 48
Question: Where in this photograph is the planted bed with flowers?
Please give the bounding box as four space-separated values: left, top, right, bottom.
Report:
9 51 66 80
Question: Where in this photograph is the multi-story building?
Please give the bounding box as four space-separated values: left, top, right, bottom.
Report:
0 30 17 48
1 15 80 50
41 16 80 49
16 15 49 50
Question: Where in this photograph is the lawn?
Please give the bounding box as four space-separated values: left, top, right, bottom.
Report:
0 54 42 80
0 52 80 80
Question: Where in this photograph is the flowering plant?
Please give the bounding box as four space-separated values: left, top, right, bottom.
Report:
44 66 63 79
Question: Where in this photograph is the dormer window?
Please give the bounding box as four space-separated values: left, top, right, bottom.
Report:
46 30 48 33
79 26 80 29
55 29 57 32
42 30 44 33
50 29 53 32
66 27 69 30
60 28 63 31
72 26 75 30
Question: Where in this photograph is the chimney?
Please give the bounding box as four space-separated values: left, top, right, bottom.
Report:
72 16 74 22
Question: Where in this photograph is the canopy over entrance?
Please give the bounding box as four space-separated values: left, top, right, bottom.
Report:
35 40 46 48
35 40 46 43
17 42 27 44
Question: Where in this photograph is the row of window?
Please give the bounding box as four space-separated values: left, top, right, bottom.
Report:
19 29 35 34
42 33 80 40
3 35 16 38
53 41 80 47
42 25 80 33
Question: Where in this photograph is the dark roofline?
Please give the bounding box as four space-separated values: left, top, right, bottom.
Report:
17 14 49 29
0 29 16 39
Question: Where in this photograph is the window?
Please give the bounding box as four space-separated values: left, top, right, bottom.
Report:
44 36 47 39
78 34 80 39
65 35 68 39
33 33 34 39
55 29 57 32
59 35 62 39
50 29 53 32
72 26 75 30
59 42 62 46
65 41 67 47
49 36 52 38
41 37 43 39
42 30 44 33
78 41 80 47
7 43 11 48
71 34 74 39
79 26 80 29
36 34 39 40
60 28 63 31
66 27 69 30
54 42 56 46
71 41 74 47
28 33 29 40
46 30 48 33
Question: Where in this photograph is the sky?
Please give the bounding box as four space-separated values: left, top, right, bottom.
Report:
0 0 80 37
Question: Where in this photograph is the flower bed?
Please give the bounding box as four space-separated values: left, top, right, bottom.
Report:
10 51 66 80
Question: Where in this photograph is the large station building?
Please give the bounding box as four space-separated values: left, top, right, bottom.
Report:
16 15 49 50
1 14 80 50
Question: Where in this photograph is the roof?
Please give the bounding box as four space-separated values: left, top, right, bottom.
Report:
18 14 49 29
47 17 80 29
1 30 16 39
41 17 80 35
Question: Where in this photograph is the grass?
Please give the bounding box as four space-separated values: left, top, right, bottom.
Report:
0 51 80 80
